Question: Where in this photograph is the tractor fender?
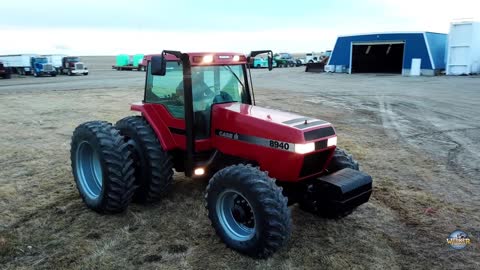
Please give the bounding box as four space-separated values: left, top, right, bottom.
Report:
130 103 177 150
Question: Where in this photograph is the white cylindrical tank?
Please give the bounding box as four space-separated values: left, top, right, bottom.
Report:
446 21 480 75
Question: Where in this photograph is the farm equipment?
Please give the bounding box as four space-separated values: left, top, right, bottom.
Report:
305 52 331 73
112 54 144 71
0 62 12 79
58 56 89 76
70 50 372 258
274 52 296 67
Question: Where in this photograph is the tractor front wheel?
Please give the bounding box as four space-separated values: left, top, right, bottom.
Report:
115 116 173 203
206 164 291 258
327 147 359 173
70 121 135 213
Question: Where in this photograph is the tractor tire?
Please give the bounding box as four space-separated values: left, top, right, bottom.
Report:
70 121 135 213
115 116 173 203
205 164 291 258
68 70 72 76
327 147 359 173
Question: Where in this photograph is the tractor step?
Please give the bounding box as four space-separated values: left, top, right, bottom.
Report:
303 168 372 216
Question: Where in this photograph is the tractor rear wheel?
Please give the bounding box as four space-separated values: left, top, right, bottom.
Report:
70 121 135 213
205 164 291 258
115 116 173 203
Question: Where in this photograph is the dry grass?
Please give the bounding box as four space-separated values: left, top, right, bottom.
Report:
0 83 479 269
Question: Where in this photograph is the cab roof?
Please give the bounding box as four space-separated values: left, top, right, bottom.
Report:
164 52 247 65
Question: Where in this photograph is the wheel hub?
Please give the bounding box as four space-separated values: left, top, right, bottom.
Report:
75 141 103 199
216 190 256 241
232 196 254 228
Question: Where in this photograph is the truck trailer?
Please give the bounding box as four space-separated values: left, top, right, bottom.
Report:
0 54 37 75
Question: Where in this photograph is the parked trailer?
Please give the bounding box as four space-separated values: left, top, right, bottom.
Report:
0 54 37 75
112 54 144 71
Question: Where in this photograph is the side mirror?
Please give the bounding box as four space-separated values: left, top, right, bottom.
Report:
249 50 274 71
151 55 166 76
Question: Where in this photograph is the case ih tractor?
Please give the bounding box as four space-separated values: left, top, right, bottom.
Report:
70 50 372 258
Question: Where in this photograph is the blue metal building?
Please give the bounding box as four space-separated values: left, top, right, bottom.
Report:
327 32 447 75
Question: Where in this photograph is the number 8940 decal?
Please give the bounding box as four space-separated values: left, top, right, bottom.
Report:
269 140 290 150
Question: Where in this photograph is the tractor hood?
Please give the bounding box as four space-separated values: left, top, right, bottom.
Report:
210 103 338 181
211 103 336 144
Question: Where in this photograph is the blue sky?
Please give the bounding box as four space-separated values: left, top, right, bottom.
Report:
0 0 477 55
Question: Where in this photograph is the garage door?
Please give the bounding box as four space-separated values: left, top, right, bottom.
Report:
351 42 404 74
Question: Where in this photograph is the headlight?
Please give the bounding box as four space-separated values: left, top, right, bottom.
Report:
327 136 337 147
203 55 213 63
294 142 315 154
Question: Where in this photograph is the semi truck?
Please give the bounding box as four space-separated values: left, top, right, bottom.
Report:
0 62 12 79
43 55 88 75
56 56 89 76
0 55 56 77
112 54 144 71
30 56 57 77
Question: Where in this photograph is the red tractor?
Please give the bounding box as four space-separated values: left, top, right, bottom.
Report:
70 50 372 258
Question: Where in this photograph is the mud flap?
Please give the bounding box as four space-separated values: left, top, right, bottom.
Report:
303 168 372 216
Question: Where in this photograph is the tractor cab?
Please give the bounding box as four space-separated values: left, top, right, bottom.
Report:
133 50 274 177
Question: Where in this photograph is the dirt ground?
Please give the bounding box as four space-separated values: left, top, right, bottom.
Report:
0 60 479 270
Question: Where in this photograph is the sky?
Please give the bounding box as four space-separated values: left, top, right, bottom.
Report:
0 0 478 55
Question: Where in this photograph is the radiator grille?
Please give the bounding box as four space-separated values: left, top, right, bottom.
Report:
43 64 53 72
75 63 84 70
300 150 332 177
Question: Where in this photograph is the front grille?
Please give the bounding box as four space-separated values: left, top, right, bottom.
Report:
75 63 84 70
304 126 335 141
300 149 332 177
43 64 53 72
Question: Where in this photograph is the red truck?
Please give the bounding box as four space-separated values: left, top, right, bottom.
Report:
0 62 12 79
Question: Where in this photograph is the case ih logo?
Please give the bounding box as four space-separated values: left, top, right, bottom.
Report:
217 130 238 140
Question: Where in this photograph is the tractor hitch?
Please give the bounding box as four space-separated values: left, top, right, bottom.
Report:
302 168 372 217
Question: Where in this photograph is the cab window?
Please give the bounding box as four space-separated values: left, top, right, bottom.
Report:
145 61 184 118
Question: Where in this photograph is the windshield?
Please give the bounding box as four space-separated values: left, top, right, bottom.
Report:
66 57 80 62
36 58 48 63
189 65 248 111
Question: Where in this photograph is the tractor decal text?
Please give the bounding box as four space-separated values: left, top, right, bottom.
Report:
215 129 294 152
